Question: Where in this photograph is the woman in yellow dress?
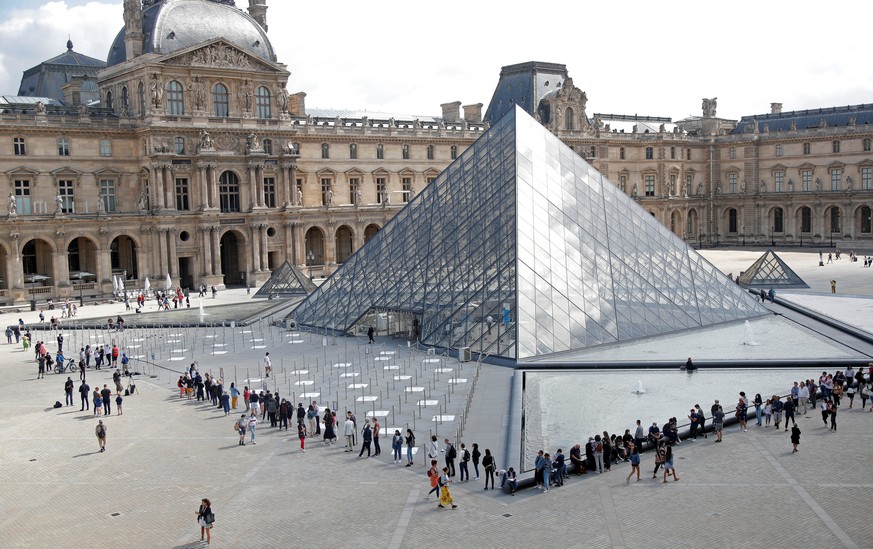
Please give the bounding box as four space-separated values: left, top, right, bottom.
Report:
438 467 458 509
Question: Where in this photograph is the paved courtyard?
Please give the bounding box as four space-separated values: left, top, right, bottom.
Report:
1 252 872 548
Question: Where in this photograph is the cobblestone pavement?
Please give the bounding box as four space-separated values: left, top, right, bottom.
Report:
1 320 870 549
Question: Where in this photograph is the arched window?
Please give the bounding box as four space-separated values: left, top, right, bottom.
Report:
121 87 129 113
564 107 574 130
165 80 184 115
830 207 842 233
219 171 241 213
800 207 812 233
773 207 784 233
213 83 229 117
138 82 146 116
728 208 738 233
255 86 271 119
105 90 113 111
861 206 872 233
450 145 457 159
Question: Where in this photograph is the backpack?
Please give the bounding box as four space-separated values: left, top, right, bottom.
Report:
595 442 603 452
462 449 470 462
53 401 62 408
447 444 457 459
96 425 105 437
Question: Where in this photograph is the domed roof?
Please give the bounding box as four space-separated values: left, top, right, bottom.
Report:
107 0 276 67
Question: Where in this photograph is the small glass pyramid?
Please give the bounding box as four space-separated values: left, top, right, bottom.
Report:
253 260 317 298
738 250 809 289
289 106 767 362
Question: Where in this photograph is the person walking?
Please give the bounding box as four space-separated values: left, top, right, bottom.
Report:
367 326 374 344
828 400 838 431
229 383 240 409
95 420 107 452
426 460 440 499
471 442 481 479
263 352 272 377
358 419 373 458
427 434 439 462
405 429 416 466
115 394 123 415
626 446 641 483
247 412 258 444
790 424 801 453
220 391 230 416
196 498 214 545
391 430 403 463
753 393 763 426
343 414 355 452
783 397 796 431
652 443 665 478
101 384 112 415
830 279 837 293
297 420 307 452
482 448 495 490
662 445 679 482
438 467 458 509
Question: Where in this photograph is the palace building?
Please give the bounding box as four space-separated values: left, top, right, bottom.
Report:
0 0 870 305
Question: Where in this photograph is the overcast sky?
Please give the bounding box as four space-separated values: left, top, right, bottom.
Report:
1 0 871 121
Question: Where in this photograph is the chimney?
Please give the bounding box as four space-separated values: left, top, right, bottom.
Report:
770 102 782 114
441 101 461 123
288 91 306 117
462 103 483 124
123 0 143 58
248 0 268 31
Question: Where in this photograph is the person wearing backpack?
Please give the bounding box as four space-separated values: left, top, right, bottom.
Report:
593 435 604 473
95 420 107 452
358 419 373 457
458 443 470 481
443 438 456 477
235 414 247 446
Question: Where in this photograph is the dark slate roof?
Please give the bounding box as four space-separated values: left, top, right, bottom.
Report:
17 41 105 102
483 61 568 125
732 104 873 134
108 0 275 66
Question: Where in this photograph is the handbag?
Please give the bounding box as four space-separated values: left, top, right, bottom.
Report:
204 512 215 525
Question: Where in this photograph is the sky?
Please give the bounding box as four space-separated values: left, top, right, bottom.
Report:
1 0 871 121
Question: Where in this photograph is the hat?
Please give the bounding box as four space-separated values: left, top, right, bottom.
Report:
714 399 719 403
690 409 695 412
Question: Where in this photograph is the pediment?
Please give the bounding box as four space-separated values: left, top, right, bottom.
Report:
160 39 287 74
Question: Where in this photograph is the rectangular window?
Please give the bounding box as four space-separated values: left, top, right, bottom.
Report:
262 139 272 155
13 137 25 156
729 147 736 160
376 177 386 204
174 177 189 211
644 174 655 196
57 136 70 156
402 144 410 160
59 179 74 213
774 171 784 192
687 148 691 160
801 170 812 192
686 174 693 194
670 146 676 160
645 147 654 160
349 143 357 159
321 143 329 159
862 167 872 190
670 174 677 195
427 145 434 160
100 179 116 212
775 144 783 157
619 147 625 160
831 168 842 191
728 173 737 194
349 177 360 205
803 142 811 155
376 144 384 160
14 180 31 214
832 141 841 153
620 175 627 191
263 177 276 208
321 178 332 206
450 145 457 160
99 139 112 157
402 177 412 203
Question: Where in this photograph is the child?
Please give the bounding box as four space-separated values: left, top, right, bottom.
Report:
115 394 123 415
297 421 306 452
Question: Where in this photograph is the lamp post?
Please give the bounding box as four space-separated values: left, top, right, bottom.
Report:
306 250 315 280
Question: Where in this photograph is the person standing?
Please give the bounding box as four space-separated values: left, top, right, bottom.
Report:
265 395 278 427
790 424 801 453
482 448 495 490
828 400 838 431
196 498 214 545
220 391 230 416
322 408 336 445
64 377 74 406
312 401 321 435
687 408 700 440
405 429 416 467
541 452 553 492
735 396 747 432
101 384 112 415
343 414 355 451
79 380 90 411
772 396 783 430
633 419 645 451
115 393 123 415
372 418 381 456
427 435 439 462
783 397 796 431
458 443 470 481
358 419 373 457
830 279 837 293
297 421 306 452
443 438 456 477
367 326 374 344
95 420 107 452
626 446 641 483
695 404 708 439
471 442 480 479
247 412 258 444
229 383 240 409
753 393 763 426
263 352 272 378
392 430 404 464
712 404 725 442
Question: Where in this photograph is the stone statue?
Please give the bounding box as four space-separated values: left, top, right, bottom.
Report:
632 183 638 196
849 116 857 126
659 123 666 133
355 189 362 207
199 129 215 151
276 82 289 113
740 180 747 193
238 80 254 111
760 180 766 193
77 104 89 116
382 190 390 205
846 176 853 190
8 192 17 215
55 194 64 214
297 188 303 207
326 189 333 207
246 132 261 152
189 76 207 111
815 178 822 192
716 182 722 194
702 97 717 118
149 73 162 108
787 179 794 192
137 191 148 211
789 120 797 131
123 0 142 31
684 181 691 197
696 182 703 195
35 101 46 114
97 198 105 214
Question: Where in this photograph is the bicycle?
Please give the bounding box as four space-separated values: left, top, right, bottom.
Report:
57 358 79 374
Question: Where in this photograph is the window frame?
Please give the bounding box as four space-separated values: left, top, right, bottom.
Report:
644 174 655 196
401 176 412 203
775 144 783 157
801 170 812 192
14 179 31 214
263 176 276 208
57 136 70 156
321 143 330 159
99 178 117 212
212 83 229 117
349 143 357 159
255 86 271 119
165 80 185 115
218 171 241 213
13 137 26 156
803 142 811 155
58 179 74 214
174 177 190 211
99 139 112 157
831 168 842 191
376 144 384 160
645 147 654 160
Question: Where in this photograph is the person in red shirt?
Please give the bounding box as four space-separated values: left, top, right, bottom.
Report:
111 345 119 367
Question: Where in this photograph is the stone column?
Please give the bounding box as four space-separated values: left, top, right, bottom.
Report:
198 166 209 211
208 165 218 209
163 168 174 211
325 221 336 265
153 167 165 209
283 222 294 264
256 165 265 208
248 165 258 211
201 227 213 276
250 224 262 272
156 228 168 277
6 249 21 289
211 227 222 276
166 228 177 277
260 224 269 271
52 251 68 290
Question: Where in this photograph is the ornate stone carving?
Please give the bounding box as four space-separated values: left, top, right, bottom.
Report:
238 79 254 111
199 129 215 152
35 101 46 114
149 73 162 108
246 132 262 153
7 192 16 216
185 43 253 69
702 97 717 118
123 0 142 32
189 76 207 111
213 133 240 152
276 82 289 113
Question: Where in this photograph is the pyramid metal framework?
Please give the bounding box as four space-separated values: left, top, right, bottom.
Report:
253 260 317 298
289 106 768 362
738 250 809 289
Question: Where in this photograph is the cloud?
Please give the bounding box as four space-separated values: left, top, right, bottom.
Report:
0 1 121 94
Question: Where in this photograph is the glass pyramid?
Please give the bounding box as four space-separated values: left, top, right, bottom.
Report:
738 250 809 289
253 260 317 298
289 106 768 362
